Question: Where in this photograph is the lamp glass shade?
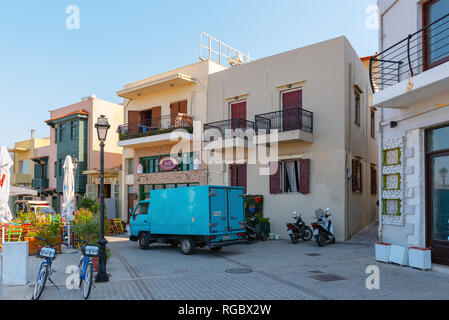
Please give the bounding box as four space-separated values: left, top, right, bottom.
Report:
95 115 110 141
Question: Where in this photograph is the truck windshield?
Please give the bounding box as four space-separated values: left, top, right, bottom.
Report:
135 203 149 215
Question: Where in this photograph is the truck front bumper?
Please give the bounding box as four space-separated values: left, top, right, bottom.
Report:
208 239 250 248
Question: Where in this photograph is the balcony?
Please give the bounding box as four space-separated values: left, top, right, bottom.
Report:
254 108 313 143
117 114 194 148
203 119 255 150
370 12 449 108
32 178 49 191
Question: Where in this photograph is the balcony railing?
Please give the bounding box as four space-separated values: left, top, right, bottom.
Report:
203 119 255 142
370 12 449 93
117 114 193 141
254 108 313 135
32 178 49 191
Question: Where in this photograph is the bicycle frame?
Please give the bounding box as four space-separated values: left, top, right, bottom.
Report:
79 255 92 281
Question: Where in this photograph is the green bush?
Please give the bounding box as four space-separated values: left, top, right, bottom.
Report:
71 208 110 245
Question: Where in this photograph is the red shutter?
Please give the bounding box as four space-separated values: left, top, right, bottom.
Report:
299 159 310 195
230 165 237 187
170 102 179 125
269 162 281 194
237 164 247 194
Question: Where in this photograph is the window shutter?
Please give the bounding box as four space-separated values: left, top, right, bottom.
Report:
128 111 139 134
179 100 188 114
151 106 161 128
269 162 281 194
237 164 247 194
352 159 357 192
170 102 179 125
299 159 310 195
230 165 237 187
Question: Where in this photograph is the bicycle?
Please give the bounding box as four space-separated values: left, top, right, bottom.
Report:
32 237 64 300
77 240 99 299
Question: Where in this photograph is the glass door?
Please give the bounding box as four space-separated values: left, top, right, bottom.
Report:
427 125 449 265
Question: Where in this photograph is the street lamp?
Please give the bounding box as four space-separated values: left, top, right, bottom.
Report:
95 115 110 283
440 167 448 187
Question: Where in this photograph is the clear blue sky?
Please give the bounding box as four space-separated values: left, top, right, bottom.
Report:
0 0 377 147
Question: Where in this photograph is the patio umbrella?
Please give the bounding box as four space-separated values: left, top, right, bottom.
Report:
61 156 75 247
0 146 13 244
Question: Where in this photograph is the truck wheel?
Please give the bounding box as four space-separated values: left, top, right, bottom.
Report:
180 237 196 255
139 233 150 250
210 246 222 252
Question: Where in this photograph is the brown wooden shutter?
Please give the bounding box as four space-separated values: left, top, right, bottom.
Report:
128 111 139 134
170 102 179 125
269 162 281 194
299 159 310 194
237 164 247 194
151 106 161 128
352 159 357 192
179 100 187 114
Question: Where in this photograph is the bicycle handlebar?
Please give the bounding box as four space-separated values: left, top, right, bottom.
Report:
34 237 64 248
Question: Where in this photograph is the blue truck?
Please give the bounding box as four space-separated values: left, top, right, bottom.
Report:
129 185 248 255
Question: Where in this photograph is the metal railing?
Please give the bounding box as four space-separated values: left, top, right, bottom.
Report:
32 178 49 191
117 114 193 141
254 108 313 135
370 12 449 93
203 119 255 142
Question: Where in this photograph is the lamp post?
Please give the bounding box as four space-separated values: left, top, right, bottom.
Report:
95 115 110 283
440 167 448 187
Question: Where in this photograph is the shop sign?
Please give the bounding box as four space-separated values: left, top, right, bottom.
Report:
159 157 178 171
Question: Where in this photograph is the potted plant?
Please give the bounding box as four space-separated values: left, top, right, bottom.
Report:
26 219 63 255
71 208 111 271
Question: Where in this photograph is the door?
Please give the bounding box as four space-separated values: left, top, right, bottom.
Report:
230 101 247 130
209 187 227 234
426 125 449 265
230 164 247 194
282 89 302 131
227 188 245 231
130 202 150 237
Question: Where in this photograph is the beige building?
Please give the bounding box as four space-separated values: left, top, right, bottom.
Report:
117 60 227 222
205 36 378 241
372 0 449 266
9 130 50 189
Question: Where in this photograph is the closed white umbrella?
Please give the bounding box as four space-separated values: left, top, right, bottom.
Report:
61 156 75 247
0 146 13 245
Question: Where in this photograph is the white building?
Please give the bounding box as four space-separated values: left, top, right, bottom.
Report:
372 0 449 265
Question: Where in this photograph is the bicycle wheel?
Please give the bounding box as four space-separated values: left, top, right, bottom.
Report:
32 263 48 300
82 262 94 299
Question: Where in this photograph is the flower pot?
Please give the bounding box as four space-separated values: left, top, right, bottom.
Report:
408 247 431 271
375 242 391 263
389 244 408 266
248 206 256 214
25 237 40 256
254 196 262 204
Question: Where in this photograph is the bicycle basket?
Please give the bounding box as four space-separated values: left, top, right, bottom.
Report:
39 247 56 259
84 245 99 257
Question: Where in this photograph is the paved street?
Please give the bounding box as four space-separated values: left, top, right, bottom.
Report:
2 226 449 300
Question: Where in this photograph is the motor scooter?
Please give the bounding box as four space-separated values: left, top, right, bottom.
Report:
246 216 266 242
311 208 335 247
286 211 313 244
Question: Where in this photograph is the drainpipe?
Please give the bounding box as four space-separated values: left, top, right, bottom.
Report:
377 10 384 243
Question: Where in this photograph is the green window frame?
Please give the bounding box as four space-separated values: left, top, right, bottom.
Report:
382 199 402 216
140 152 199 173
382 147 401 166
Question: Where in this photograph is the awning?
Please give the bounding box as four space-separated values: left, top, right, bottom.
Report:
10 186 38 196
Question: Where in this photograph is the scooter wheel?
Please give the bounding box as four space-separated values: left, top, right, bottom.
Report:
316 237 325 247
290 235 299 244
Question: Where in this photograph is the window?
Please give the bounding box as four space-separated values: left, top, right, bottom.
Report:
126 158 134 175
423 0 449 69
371 165 377 195
140 152 199 174
371 109 376 139
54 161 57 178
59 123 65 142
354 90 361 127
54 127 58 144
352 159 363 193
270 159 310 194
140 156 159 174
70 120 77 140
140 183 199 200
19 160 30 174
134 202 149 215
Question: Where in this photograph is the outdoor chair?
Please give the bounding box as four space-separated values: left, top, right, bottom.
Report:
7 227 23 242
113 219 124 234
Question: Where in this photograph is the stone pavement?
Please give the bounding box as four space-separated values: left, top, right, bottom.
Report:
1 229 449 300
